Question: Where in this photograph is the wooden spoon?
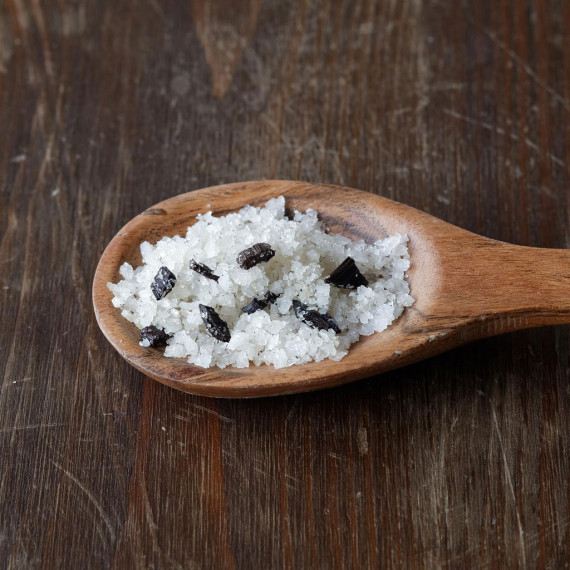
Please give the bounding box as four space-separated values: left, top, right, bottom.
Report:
92 180 570 398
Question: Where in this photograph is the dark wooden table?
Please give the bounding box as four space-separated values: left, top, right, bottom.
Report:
1 1 569 568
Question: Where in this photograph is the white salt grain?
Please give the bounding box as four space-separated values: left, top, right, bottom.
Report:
108 196 414 369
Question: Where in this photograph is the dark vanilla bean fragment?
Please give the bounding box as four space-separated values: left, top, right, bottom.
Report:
140 326 171 348
151 266 176 300
199 304 231 342
189 259 219 281
324 256 369 289
241 298 267 315
236 243 275 270
264 291 280 304
292 300 341 334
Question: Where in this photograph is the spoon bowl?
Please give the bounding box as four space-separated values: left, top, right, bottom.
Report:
92 181 570 397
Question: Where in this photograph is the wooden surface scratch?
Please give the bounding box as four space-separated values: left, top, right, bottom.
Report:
0 0 569 568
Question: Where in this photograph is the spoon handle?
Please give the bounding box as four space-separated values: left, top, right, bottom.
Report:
439 239 570 337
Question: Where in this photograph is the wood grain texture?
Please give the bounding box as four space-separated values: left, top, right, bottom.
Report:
1 0 569 567
92 180 570 397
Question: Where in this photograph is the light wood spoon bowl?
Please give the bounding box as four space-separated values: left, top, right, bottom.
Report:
92 180 570 398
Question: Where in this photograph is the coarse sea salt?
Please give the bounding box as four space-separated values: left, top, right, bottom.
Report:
107 196 414 369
